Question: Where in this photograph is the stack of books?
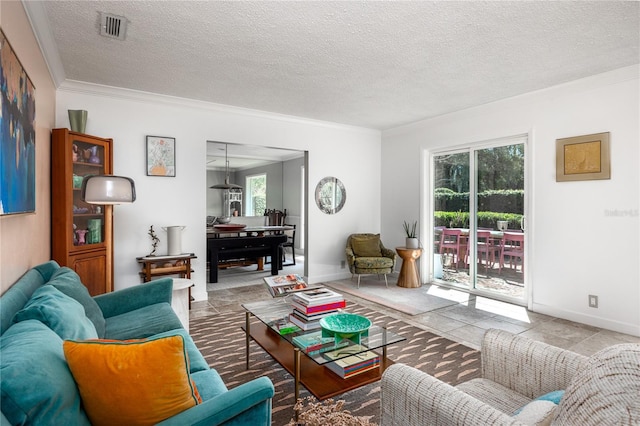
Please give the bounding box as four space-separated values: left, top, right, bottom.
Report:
288 288 346 331
291 331 348 356
323 345 380 378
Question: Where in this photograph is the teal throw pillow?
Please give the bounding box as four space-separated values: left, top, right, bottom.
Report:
0 320 91 426
12 285 98 340
47 266 106 337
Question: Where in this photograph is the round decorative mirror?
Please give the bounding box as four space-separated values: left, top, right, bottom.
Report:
315 177 346 214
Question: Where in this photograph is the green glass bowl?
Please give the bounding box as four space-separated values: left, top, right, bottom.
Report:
320 313 371 339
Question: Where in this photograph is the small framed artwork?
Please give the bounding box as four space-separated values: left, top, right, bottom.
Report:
556 132 610 182
1 30 37 215
146 135 175 177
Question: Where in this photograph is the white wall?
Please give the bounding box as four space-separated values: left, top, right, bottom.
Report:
55 83 381 301
382 65 640 336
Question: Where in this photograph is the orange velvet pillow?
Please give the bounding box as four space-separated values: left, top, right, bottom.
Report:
63 335 201 426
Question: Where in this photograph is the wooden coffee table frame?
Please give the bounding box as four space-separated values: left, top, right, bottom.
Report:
244 312 397 401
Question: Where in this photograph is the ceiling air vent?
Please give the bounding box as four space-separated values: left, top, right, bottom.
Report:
100 13 128 40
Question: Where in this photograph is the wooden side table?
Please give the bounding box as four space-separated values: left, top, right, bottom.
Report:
395 247 422 288
136 253 196 283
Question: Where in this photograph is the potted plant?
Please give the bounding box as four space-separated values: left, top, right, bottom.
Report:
403 220 419 249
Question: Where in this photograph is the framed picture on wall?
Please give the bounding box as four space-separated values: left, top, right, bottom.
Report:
556 132 610 182
0 29 37 215
146 135 176 177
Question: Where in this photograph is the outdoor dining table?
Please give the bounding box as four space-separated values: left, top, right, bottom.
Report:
434 228 523 271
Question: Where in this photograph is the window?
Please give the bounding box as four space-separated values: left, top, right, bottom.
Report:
431 135 527 303
245 174 266 216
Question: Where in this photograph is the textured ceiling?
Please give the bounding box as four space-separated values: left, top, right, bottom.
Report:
36 1 639 130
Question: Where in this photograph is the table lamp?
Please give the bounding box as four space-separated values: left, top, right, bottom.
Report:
81 175 136 204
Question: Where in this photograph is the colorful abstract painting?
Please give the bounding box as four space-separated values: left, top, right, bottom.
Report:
1 30 36 215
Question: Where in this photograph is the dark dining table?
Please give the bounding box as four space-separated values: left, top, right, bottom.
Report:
207 225 293 238
206 226 291 283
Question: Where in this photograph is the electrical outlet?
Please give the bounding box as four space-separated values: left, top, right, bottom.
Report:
588 295 598 308
340 260 346 269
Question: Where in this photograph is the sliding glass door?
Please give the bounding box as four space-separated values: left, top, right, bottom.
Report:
432 136 526 302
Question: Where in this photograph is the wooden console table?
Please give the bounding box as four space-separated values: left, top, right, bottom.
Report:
136 253 196 283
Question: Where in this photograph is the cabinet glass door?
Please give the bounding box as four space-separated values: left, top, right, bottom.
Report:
72 140 106 247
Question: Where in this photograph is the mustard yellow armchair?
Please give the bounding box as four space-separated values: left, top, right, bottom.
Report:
346 234 396 287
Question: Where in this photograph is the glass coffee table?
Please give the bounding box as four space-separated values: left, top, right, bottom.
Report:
242 299 405 401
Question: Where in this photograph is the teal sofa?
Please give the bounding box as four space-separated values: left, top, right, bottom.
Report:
0 261 274 425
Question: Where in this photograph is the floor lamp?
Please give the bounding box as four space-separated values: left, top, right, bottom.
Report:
81 175 136 204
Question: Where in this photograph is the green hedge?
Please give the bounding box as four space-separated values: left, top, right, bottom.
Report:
434 211 523 230
434 189 523 214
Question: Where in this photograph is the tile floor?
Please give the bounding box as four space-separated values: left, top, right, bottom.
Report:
192 257 640 356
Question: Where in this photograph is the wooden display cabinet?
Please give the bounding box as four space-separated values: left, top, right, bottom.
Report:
51 129 114 296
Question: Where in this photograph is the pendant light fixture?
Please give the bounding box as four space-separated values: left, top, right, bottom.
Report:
209 143 242 190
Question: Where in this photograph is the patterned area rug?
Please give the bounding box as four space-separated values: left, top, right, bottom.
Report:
190 304 481 425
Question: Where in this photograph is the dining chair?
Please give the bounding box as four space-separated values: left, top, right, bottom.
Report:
264 210 286 265
281 224 296 266
475 230 500 274
439 228 467 271
266 209 286 226
499 232 525 274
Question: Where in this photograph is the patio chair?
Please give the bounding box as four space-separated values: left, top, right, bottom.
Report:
439 228 467 271
474 230 501 275
499 232 524 274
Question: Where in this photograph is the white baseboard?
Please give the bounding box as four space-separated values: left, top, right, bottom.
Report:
531 302 640 337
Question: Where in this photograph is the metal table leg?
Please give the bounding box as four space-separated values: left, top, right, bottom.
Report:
245 311 251 370
382 328 388 373
294 347 301 402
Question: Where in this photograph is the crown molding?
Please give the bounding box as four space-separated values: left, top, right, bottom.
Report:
58 80 380 136
22 0 66 87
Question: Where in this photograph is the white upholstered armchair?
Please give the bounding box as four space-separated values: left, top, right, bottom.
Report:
381 328 640 425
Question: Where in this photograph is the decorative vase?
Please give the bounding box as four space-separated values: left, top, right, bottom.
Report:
87 219 102 244
72 174 84 189
88 146 100 164
75 229 88 245
406 237 419 249
68 110 88 133
162 226 186 255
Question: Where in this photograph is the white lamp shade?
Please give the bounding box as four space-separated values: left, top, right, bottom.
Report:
81 175 136 204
